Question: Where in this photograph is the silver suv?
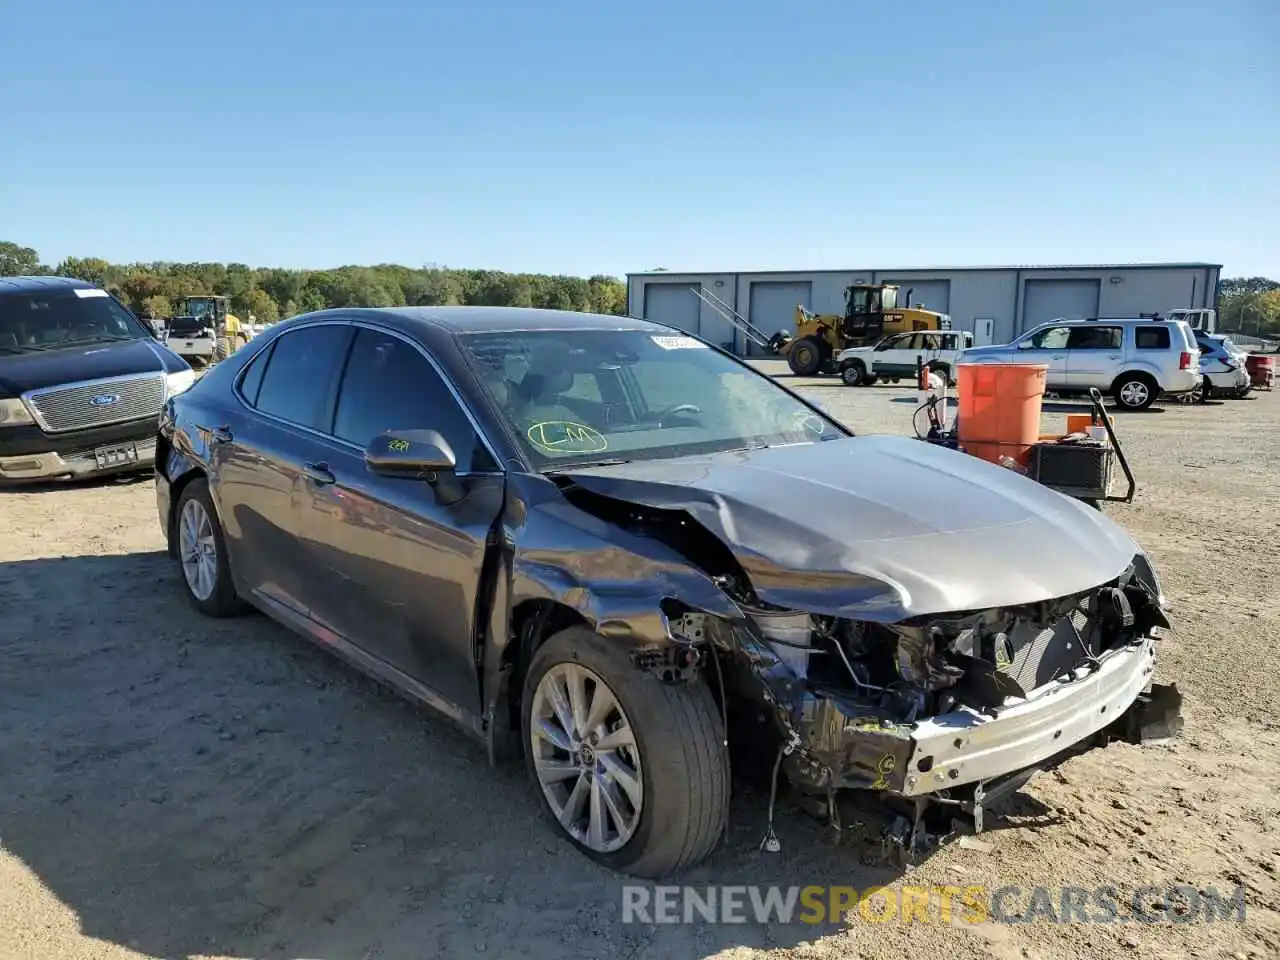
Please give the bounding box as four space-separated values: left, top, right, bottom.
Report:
956 318 1200 411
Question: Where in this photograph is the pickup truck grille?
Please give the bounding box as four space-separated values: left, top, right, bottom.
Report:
26 374 166 433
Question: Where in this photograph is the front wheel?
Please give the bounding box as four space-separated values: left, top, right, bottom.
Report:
173 478 247 617
522 627 729 878
1113 374 1158 411
841 360 867 386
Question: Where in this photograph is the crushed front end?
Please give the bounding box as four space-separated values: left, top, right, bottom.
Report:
682 554 1183 847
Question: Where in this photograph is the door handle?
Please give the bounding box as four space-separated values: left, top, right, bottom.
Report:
197 424 233 444
302 461 336 486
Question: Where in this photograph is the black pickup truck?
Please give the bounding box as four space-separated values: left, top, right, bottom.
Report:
0 276 194 482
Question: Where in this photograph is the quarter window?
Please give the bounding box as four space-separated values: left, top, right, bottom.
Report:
333 328 490 472
253 325 352 430
237 343 272 406
1135 327 1171 350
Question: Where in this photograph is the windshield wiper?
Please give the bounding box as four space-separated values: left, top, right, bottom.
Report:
60 335 140 346
547 457 634 471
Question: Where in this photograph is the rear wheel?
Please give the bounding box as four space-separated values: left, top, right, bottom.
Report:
522 627 729 878
787 337 825 376
1113 373 1158 411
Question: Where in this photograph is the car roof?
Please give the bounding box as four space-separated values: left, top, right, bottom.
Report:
0 275 100 297
1046 317 1179 326
300 305 676 336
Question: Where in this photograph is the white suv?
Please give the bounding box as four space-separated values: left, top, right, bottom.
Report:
956 319 1200 411
836 329 974 387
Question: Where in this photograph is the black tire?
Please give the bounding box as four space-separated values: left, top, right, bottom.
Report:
522 627 729 878
1112 373 1158 411
932 364 953 386
172 478 247 617
841 360 867 386
787 337 825 376
1200 376 1214 402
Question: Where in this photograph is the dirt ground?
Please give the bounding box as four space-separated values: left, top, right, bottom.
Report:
2 372 1278 960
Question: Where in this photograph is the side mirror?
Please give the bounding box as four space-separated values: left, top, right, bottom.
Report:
1017 339 1034 350
364 429 457 477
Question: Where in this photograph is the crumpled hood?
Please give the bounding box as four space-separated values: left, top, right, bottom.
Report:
560 436 1139 620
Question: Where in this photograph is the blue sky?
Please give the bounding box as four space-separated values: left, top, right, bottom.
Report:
2 0 1275 278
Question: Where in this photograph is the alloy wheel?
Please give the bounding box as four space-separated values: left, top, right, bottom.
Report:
529 662 643 853
1119 380 1150 408
179 498 218 602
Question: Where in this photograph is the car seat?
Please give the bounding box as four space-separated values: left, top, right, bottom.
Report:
515 367 581 426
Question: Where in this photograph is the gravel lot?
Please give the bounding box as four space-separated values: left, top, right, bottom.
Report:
2 369 1278 960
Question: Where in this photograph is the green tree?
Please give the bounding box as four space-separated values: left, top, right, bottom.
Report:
56 256 111 287
140 295 173 319
1218 276 1280 336
0 241 41 276
243 287 280 324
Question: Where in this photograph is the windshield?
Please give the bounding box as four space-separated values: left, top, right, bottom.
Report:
0 289 152 354
460 328 848 468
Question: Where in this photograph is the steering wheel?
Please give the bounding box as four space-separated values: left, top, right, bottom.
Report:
653 403 702 426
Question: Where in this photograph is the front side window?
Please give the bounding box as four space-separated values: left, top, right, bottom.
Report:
0 289 151 354
460 329 847 469
1027 326 1070 350
332 328 489 471
253 325 351 431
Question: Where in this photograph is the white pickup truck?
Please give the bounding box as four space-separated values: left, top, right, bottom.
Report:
163 314 217 365
836 329 974 386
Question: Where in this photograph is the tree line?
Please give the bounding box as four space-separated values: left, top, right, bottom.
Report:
0 241 628 325
1217 277 1280 338
2 240 1275 337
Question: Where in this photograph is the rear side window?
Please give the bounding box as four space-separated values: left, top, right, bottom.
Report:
253 325 352 430
1134 327 1171 350
1066 326 1122 349
332 328 490 472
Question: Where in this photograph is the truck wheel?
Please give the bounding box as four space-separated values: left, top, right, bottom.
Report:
841 360 867 386
787 337 825 376
1113 373 1157 411
522 627 729 879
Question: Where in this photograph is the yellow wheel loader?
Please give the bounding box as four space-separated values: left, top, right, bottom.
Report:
690 284 951 376
782 284 952 376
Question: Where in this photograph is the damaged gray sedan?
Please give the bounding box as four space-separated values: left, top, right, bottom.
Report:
155 306 1182 878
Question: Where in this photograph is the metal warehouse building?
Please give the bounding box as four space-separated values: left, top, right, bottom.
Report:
626 263 1222 356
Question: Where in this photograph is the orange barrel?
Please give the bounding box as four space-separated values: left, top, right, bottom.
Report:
956 364 1048 466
